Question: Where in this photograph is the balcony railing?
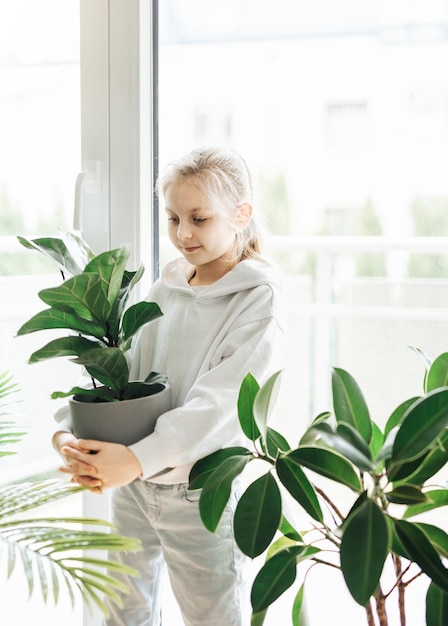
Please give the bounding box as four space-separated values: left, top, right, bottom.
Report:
2 235 448 479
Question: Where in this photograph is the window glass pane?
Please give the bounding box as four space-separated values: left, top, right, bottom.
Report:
158 8 447 621
0 3 82 623
0 1 80 480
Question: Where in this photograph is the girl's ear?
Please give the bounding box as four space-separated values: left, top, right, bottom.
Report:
235 202 253 231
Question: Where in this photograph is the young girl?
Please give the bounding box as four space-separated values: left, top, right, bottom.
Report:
53 146 284 626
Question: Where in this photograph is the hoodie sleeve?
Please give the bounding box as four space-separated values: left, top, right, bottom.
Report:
129 309 284 481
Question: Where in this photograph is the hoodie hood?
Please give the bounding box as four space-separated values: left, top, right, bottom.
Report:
160 257 281 300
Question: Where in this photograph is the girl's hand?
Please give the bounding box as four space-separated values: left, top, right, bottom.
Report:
60 439 143 492
53 431 104 493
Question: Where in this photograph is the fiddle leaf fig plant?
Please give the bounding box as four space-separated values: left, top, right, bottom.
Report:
190 352 448 626
16 232 164 402
0 370 141 615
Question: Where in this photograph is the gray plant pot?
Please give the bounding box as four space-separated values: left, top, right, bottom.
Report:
69 383 171 446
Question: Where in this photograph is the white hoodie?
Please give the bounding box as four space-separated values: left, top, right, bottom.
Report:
56 256 285 484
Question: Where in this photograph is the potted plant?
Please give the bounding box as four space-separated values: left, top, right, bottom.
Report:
16 232 170 445
0 369 141 615
190 351 448 625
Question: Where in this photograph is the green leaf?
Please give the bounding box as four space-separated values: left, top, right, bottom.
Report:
253 371 282 445
251 609 268 626
298 411 332 446
276 454 323 523
234 473 282 558
332 367 372 444
384 397 421 437
369 421 384 462
251 546 303 613
120 301 163 349
427 582 448 626
427 353 448 393
404 490 448 519
395 519 448 591
28 336 102 363
265 427 291 457
417 523 448 559
39 273 112 323
17 308 107 340
198 455 250 533
189 447 252 490
314 422 374 472
286 446 362 492
238 372 260 441
51 386 116 402
17 234 93 277
392 389 448 463
292 584 306 626
400 432 448 485
84 244 130 306
340 500 389 606
386 485 428 505
75 347 129 394
279 516 302 542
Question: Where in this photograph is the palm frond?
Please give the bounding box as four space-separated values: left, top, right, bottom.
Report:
0 371 142 614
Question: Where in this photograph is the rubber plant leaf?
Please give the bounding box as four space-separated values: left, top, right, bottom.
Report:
384 397 421 437
403 490 448 519
253 371 282 446
417 523 448 559
314 422 374 472
399 432 448 486
251 546 302 613
276 453 323 523
285 446 362 492
265 427 291 457
426 352 448 393
198 455 250 533
234 472 282 558
340 500 389 606
292 584 306 626
189 447 252 490
426 581 448 626
332 367 372 444
392 388 448 463
395 519 448 591
386 484 427 505
237 372 260 441
251 546 317 614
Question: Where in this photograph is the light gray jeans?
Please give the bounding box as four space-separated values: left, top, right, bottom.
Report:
103 480 249 626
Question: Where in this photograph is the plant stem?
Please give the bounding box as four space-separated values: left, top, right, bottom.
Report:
315 486 345 522
392 554 406 625
366 601 376 626
374 588 388 626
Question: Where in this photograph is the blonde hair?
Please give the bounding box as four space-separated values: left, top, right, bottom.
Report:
157 146 264 261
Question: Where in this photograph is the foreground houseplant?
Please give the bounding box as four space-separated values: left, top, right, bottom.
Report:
16 232 170 444
0 370 141 615
190 351 448 625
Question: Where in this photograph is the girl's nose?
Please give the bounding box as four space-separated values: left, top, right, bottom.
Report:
177 222 193 240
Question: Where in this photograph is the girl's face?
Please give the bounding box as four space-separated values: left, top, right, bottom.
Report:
164 182 239 283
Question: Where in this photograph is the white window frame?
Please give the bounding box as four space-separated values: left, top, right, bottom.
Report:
79 2 156 624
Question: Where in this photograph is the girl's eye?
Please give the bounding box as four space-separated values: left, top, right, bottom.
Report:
167 217 179 224
193 217 207 224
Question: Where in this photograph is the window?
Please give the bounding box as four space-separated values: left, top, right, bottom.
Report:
158 6 448 623
0 0 80 482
